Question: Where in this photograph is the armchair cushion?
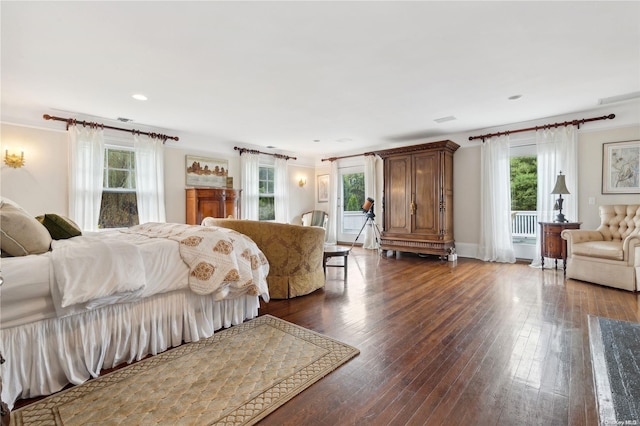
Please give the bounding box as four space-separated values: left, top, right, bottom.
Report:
571 240 623 261
597 205 640 240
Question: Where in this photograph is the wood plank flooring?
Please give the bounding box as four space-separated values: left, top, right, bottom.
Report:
11 247 639 424
257 247 640 426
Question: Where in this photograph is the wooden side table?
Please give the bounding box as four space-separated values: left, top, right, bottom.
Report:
539 222 581 275
323 245 350 279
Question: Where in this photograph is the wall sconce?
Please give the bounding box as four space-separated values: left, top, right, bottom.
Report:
4 150 25 168
298 177 307 187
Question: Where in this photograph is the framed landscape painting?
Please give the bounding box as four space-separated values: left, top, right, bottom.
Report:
317 174 329 203
186 155 229 187
602 140 640 194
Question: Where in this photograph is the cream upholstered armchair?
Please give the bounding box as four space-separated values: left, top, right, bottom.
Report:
561 205 640 291
301 210 328 229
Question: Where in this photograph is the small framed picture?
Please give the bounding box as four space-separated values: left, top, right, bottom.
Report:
317 174 329 203
602 140 640 194
186 155 229 187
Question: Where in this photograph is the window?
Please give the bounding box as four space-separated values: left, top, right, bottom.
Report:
99 146 139 228
342 171 365 212
510 153 537 245
338 167 366 241
510 156 537 211
258 165 275 221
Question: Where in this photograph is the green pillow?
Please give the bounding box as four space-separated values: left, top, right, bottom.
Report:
36 214 82 240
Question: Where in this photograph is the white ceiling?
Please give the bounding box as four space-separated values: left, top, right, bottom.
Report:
2 1 639 160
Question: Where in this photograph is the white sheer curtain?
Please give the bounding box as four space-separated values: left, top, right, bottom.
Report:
531 125 578 267
68 125 105 232
477 135 516 263
363 154 378 249
274 157 289 223
134 134 166 224
325 161 339 244
240 152 260 220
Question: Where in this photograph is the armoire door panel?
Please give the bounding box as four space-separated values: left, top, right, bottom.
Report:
413 152 438 235
386 156 411 233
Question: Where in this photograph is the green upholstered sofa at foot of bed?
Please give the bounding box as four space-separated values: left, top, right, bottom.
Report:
201 218 326 299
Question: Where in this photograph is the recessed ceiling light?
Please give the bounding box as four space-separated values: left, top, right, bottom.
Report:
266 145 276 149
434 116 456 124
313 139 320 143
132 94 148 101
117 117 133 122
508 94 523 100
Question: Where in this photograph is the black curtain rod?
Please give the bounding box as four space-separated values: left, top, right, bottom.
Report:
233 146 297 161
43 114 179 142
321 152 375 162
469 113 615 142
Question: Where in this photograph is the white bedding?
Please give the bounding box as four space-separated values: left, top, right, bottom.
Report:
0 253 55 328
51 234 147 308
0 224 271 408
1 290 261 409
50 230 190 316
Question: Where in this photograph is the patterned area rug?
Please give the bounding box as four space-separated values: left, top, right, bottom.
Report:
12 315 359 425
588 315 640 425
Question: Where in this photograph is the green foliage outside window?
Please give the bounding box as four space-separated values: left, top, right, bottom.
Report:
342 172 365 211
99 192 138 228
259 165 275 220
510 156 537 211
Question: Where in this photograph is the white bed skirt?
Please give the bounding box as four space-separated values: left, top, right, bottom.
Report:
0 289 261 409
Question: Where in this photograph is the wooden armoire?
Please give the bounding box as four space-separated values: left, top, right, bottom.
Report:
375 140 459 256
185 187 242 225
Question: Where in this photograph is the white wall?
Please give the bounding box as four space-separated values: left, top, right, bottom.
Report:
0 123 315 224
0 124 68 216
2 102 639 256
575 125 640 230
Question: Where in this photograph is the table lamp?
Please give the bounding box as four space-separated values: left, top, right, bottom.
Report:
551 171 570 222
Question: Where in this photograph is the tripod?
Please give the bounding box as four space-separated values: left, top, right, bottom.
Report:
351 207 382 251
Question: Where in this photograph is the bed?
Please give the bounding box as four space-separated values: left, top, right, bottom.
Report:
0 205 270 409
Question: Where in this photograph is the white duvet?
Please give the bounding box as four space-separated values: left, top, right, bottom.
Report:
50 230 190 314
49 223 270 314
51 235 146 308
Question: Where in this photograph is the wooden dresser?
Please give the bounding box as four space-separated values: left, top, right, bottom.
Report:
186 188 242 225
374 140 459 256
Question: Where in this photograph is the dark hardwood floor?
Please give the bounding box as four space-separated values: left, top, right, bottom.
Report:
257 247 640 426
12 247 639 424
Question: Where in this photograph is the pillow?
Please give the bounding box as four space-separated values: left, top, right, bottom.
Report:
36 214 82 240
0 203 52 256
0 196 21 209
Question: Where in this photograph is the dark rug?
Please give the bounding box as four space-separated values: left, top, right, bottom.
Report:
588 315 640 425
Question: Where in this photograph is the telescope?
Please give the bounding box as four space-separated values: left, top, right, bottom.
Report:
352 196 380 249
360 197 375 219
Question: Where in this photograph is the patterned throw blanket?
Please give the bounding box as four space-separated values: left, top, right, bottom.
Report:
123 223 270 300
